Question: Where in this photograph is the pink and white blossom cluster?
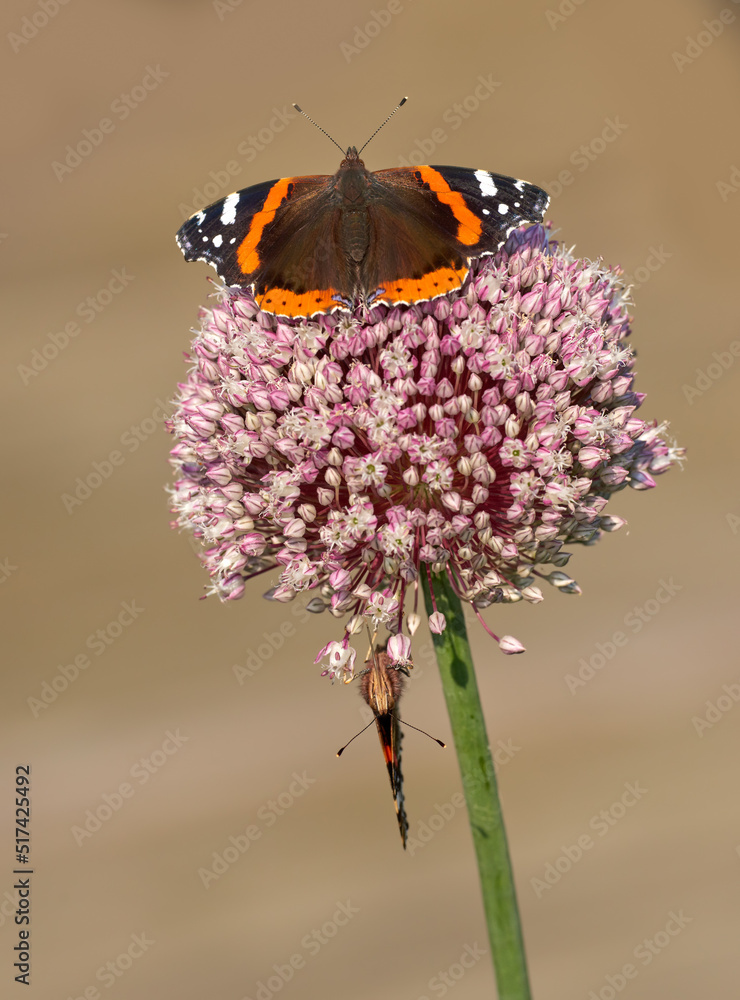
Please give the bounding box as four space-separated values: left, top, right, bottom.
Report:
168 225 682 680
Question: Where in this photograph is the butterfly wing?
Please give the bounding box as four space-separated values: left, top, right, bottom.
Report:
424 165 550 248
364 165 549 303
176 162 549 315
374 711 409 848
176 175 352 315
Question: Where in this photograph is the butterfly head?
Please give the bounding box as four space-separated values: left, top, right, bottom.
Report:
341 146 363 166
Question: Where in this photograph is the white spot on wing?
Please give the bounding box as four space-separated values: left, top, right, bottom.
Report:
194 210 206 225
475 169 497 197
498 203 509 215
514 180 525 192
212 234 223 247
221 192 239 226
482 208 490 215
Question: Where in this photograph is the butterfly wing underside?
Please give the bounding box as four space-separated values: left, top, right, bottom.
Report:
373 710 408 848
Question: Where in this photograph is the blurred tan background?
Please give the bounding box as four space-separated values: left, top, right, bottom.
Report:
2 1 738 997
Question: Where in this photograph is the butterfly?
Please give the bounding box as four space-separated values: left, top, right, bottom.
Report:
337 642 445 849
176 103 549 318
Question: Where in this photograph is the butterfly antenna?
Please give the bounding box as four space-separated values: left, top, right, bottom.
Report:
336 719 376 757
390 713 446 748
358 96 408 155
292 104 346 155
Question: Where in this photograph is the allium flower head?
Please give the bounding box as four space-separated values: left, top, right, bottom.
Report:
168 224 683 679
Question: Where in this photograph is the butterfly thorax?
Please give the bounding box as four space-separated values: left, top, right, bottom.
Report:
360 651 405 717
334 148 373 264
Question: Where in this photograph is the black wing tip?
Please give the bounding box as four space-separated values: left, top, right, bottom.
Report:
398 799 409 848
175 216 202 257
175 229 191 255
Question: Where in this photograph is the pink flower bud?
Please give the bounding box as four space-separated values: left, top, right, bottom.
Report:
498 635 525 654
428 612 447 634
387 633 411 664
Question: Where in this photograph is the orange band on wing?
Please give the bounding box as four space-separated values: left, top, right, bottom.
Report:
416 167 483 246
236 178 294 275
378 265 468 304
258 286 343 318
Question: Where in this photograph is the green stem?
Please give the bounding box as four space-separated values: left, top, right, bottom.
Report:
422 571 531 1000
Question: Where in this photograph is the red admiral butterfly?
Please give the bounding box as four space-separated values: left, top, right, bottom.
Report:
176 101 549 317
337 643 445 849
